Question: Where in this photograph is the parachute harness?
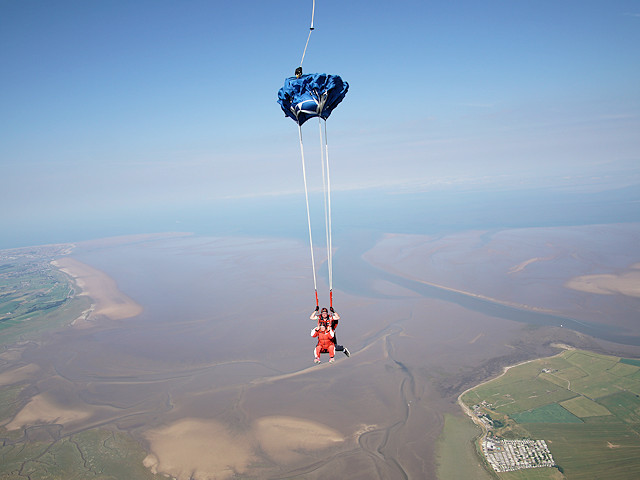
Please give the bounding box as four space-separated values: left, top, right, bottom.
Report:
278 1 348 309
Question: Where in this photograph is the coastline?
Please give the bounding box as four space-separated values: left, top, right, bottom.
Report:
451 343 579 478
456 343 573 431
51 256 143 323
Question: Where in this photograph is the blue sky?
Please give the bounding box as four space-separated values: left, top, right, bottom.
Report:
1 1 639 246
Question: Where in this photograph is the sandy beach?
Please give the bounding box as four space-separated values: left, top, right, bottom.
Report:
52 256 143 322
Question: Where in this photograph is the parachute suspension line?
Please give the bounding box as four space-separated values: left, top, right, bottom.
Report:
318 117 334 304
319 118 334 295
299 0 316 70
298 123 319 306
324 119 334 302
318 118 331 294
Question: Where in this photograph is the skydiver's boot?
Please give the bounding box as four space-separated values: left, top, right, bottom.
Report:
343 347 350 357
314 357 321 364
329 357 335 363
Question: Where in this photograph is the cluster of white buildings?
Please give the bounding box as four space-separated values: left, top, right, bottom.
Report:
483 437 555 472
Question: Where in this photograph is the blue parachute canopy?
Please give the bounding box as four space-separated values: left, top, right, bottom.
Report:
278 73 348 126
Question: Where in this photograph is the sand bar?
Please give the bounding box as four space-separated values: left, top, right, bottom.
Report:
52 256 143 321
143 415 344 480
5 393 91 431
565 265 640 298
144 418 254 480
0 363 40 387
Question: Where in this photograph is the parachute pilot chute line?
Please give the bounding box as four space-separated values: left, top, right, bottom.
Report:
298 0 315 70
276 0 348 310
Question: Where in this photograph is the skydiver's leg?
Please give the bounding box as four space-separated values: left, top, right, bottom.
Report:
332 334 349 356
314 346 321 363
328 344 335 362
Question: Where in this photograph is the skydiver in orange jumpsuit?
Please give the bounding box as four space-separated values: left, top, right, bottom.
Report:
310 306 350 359
311 321 335 363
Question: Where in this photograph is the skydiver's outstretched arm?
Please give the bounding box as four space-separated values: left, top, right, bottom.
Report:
331 311 340 320
310 309 319 321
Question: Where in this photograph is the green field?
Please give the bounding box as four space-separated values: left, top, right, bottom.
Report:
0 247 89 345
0 258 72 324
461 349 640 480
511 403 582 424
597 391 640 425
526 420 640 480
620 358 640 368
493 468 564 480
560 396 612 418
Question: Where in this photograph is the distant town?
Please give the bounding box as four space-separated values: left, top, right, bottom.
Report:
482 437 555 472
470 402 556 473
0 243 74 261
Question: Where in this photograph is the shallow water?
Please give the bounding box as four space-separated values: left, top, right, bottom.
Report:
334 227 640 346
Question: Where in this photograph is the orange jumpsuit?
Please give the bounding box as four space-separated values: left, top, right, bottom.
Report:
311 326 335 360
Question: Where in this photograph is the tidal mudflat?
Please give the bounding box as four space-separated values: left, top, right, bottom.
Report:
1 224 639 479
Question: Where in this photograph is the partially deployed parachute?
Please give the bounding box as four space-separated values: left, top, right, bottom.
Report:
278 73 348 126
